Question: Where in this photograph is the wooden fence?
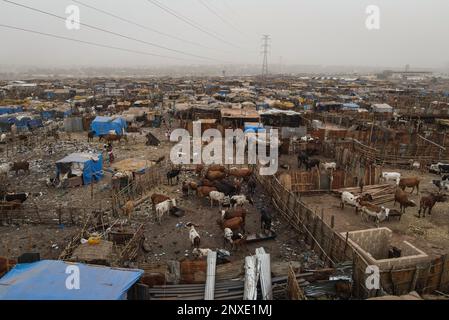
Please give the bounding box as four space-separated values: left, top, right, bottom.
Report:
255 168 449 298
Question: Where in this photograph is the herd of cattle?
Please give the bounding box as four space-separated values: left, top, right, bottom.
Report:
340 170 449 226
122 164 272 258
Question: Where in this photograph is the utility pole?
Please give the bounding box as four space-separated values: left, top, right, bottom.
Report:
261 35 271 84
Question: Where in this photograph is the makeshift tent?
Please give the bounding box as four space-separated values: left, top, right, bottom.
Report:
56 153 103 185
0 106 23 115
342 103 360 111
90 116 127 136
0 260 143 300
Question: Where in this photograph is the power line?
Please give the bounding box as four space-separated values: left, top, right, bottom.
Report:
2 0 223 62
0 23 189 61
145 0 240 49
197 0 245 36
71 0 214 51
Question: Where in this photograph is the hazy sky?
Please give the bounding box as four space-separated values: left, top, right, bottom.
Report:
1 0 449 69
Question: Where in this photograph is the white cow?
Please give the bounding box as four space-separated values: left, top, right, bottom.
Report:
209 191 227 208
192 248 212 259
360 206 389 226
380 172 401 185
301 136 314 142
340 191 360 210
0 163 11 177
321 162 337 171
189 225 201 248
230 195 251 208
155 199 177 224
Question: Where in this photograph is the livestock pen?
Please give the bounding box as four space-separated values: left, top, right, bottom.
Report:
254 167 449 299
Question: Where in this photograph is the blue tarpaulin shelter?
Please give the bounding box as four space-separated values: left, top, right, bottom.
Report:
0 106 23 115
90 116 127 136
342 103 360 111
0 260 143 300
56 153 103 185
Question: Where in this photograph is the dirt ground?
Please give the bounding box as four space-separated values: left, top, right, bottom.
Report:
300 167 449 258
0 122 323 269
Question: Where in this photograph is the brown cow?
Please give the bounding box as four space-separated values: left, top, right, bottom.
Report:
207 165 226 173
221 207 247 223
398 177 420 194
122 200 134 219
151 193 170 210
10 161 29 175
101 134 127 144
217 216 245 232
196 186 217 198
195 164 205 176
206 170 226 181
200 179 214 187
418 193 446 218
394 188 417 213
228 168 253 179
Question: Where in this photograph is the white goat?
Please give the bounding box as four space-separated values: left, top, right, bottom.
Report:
155 199 177 224
209 191 226 208
0 133 6 143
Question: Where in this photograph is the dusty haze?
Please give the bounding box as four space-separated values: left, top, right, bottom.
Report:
0 0 448 70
